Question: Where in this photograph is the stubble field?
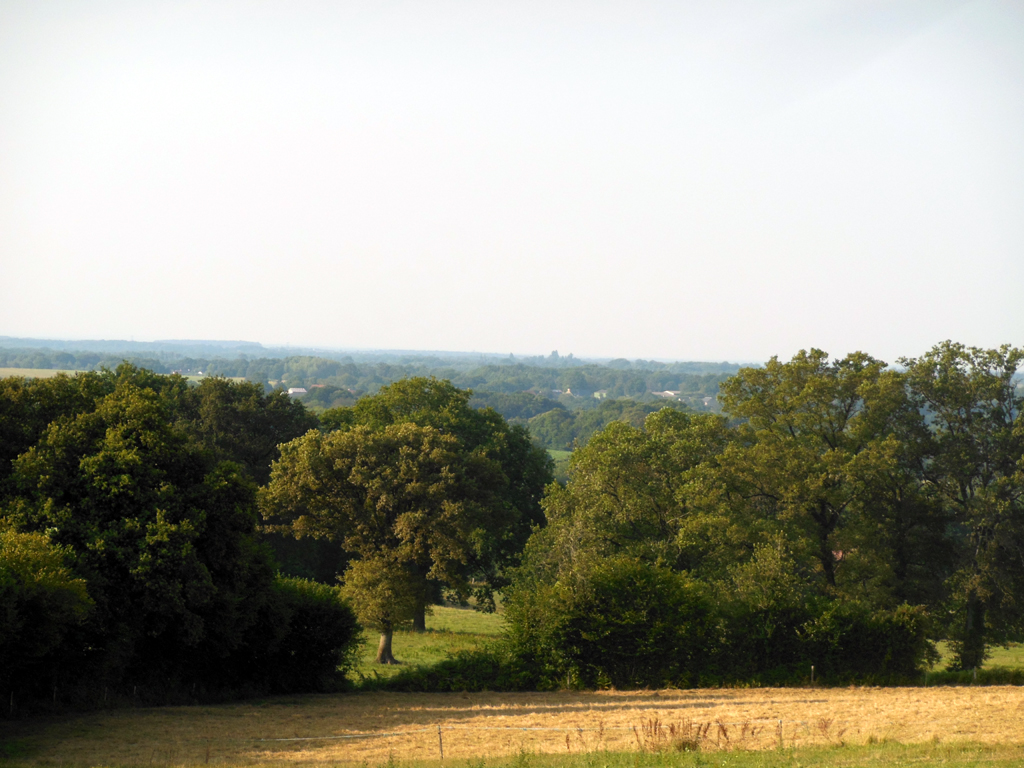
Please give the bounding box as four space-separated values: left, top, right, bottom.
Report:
4 685 1024 766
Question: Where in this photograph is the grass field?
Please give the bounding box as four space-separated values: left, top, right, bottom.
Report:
931 642 1024 671
0 367 246 383
0 367 83 379
350 606 504 684
548 449 572 482
4 686 1024 766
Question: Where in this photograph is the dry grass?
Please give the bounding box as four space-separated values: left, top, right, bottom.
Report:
5 686 1024 765
0 368 83 379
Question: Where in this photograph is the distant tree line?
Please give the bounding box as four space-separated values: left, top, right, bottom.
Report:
0 346 733 403
1 347 730 453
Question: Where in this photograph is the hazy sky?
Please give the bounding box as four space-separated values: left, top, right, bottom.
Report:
1 0 1021 363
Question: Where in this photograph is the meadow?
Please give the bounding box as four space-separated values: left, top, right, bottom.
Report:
350 606 504 684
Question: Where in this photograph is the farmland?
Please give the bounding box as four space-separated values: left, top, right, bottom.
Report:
0 367 245 382
3 686 1024 766
9 609 1021 767
4 615 1024 768
0 367 83 379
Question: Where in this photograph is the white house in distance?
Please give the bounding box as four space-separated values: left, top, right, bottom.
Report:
652 390 681 398
287 387 307 396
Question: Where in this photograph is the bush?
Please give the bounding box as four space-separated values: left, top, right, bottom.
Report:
502 548 934 689
0 525 92 696
250 577 361 693
803 602 933 680
504 557 719 689
365 647 537 692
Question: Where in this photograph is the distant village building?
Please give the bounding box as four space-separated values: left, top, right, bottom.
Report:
593 390 609 399
652 390 681 398
703 396 716 407
287 388 308 396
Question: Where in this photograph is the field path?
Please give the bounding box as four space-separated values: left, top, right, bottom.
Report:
8 686 1024 764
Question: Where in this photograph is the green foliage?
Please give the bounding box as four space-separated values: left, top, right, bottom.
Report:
268 378 552 644
4 341 1023 700
254 576 361 692
500 349 969 688
0 524 92 692
802 602 933 680
469 391 563 421
503 557 719 689
0 365 352 707
178 377 319 485
901 342 1024 670
525 409 732 583
526 398 690 451
341 556 421 633
716 539 815 676
5 379 277 691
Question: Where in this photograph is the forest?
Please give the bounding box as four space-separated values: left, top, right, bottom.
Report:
1 340 1023 711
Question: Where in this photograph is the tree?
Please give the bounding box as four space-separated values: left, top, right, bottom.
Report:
5 379 282 690
318 378 552 623
0 367 361 703
261 422 509 662
178 377 319 485
0 372 113 495
901 342 1024 669
530 409 731 582
0 523 92 696
715 349 936 602
341 556 419 664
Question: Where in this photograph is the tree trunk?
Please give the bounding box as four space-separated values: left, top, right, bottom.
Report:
412 600 427 633
954 594 987 671
376 630 399 665
815 502 837 588
411 566 428 633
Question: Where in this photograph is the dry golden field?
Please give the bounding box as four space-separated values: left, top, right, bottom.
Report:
6 686 1024 766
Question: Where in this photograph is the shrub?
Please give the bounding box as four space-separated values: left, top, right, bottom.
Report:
0 524 92 696
803 602 933 680
253 576 361 692
505 557 719 688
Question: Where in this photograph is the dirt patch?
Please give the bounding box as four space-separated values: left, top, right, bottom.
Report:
9 686 1024 765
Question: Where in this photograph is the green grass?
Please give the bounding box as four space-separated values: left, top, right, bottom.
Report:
548 449 572 483
2 739 1023 768
980 643 1024 668
931 641 1024 671
350 605 504 684
354 742 1024 768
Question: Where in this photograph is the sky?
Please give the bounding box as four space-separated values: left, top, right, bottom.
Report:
1 0 1022 364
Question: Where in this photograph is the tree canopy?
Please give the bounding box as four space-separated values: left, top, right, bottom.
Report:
263 377 553 662
0 367 359 707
